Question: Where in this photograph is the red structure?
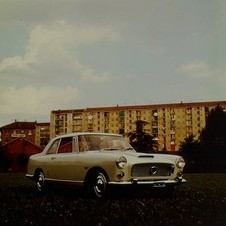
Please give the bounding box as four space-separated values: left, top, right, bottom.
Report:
0 138 42 172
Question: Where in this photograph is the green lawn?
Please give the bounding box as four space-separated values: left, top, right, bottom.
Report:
0 173 226 226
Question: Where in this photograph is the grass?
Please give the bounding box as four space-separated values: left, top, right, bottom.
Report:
0 173 226 226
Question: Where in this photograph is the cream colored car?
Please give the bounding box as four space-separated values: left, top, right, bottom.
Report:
26 132 186 198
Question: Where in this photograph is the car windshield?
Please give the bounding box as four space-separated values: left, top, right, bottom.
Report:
77 134 135 152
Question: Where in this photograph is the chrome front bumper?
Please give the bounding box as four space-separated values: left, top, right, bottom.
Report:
109 177 186 187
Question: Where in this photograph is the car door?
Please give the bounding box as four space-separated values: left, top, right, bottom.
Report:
50 136 77 181
42 138 60 179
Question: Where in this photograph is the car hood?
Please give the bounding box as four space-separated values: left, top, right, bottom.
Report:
123 151 179 163
90 150 180 164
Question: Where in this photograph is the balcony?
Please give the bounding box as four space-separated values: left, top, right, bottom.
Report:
73 116 82 120
87 114 93 119
170 116 176 121
119 111 125 117
186 121 192 126
152 128 158 134
136 110 141 116
119 117 125 123
186 108 192 114
104 112 110 118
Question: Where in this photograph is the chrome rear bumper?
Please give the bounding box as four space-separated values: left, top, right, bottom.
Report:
25 174 34 179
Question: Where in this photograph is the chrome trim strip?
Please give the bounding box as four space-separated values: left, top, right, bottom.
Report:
25 174 34 179
25 173 84 185
45 178 84 186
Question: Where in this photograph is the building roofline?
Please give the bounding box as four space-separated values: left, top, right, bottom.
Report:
36 122 50 126
51 109 85 114
0 121 37 130
51 100 226 113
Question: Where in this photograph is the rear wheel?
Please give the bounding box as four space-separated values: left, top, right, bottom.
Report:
35 171 45 192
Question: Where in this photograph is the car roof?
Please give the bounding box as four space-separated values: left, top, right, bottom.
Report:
53 132 122 139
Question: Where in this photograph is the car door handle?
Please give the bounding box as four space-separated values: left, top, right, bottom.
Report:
51 157 56 160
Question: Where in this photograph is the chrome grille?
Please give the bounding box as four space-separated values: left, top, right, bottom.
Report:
131 163 174 177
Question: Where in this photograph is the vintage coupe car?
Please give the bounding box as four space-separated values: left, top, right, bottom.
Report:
26 132 186 198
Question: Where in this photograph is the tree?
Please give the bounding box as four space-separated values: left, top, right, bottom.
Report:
179 134 200 153
128 120 157 153
199 105 226 150
179 134 201 172
179 105 226 172
199 105 226 172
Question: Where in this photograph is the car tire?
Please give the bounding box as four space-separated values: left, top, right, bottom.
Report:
35 171 46 192
86 171 108 198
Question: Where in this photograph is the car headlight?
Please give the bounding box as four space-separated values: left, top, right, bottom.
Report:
176 157 185 168
116 156 127 169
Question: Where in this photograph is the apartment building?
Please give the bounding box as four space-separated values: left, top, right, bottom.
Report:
50 101 226 151
35 122 50 149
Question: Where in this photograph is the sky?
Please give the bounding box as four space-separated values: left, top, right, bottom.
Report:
0 0 226 126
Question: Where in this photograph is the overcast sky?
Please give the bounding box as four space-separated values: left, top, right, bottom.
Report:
0 0 226 126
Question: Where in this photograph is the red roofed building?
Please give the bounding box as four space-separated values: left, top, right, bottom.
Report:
0 120 46 172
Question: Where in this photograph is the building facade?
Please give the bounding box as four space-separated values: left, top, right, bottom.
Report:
35 122 50 149
0 121 37 145
50 101 226 151
0 121 50 148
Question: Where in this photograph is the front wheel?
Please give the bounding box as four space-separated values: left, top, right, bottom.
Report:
86 171 108 198
35 171 45 192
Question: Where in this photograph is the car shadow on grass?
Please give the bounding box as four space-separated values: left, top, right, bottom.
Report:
32 184 182 201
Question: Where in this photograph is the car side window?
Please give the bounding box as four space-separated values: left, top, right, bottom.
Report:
46 139 60 155
58 137 73 154
78 135 89 152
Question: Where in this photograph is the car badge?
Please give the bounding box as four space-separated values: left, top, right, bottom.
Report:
150 166 158 175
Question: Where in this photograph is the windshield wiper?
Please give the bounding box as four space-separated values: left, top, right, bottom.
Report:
102 147 120 150
101 147 134 151
123 147 134 151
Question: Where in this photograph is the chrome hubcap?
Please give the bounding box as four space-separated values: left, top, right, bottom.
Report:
94 173 106 197
37 173 44 191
